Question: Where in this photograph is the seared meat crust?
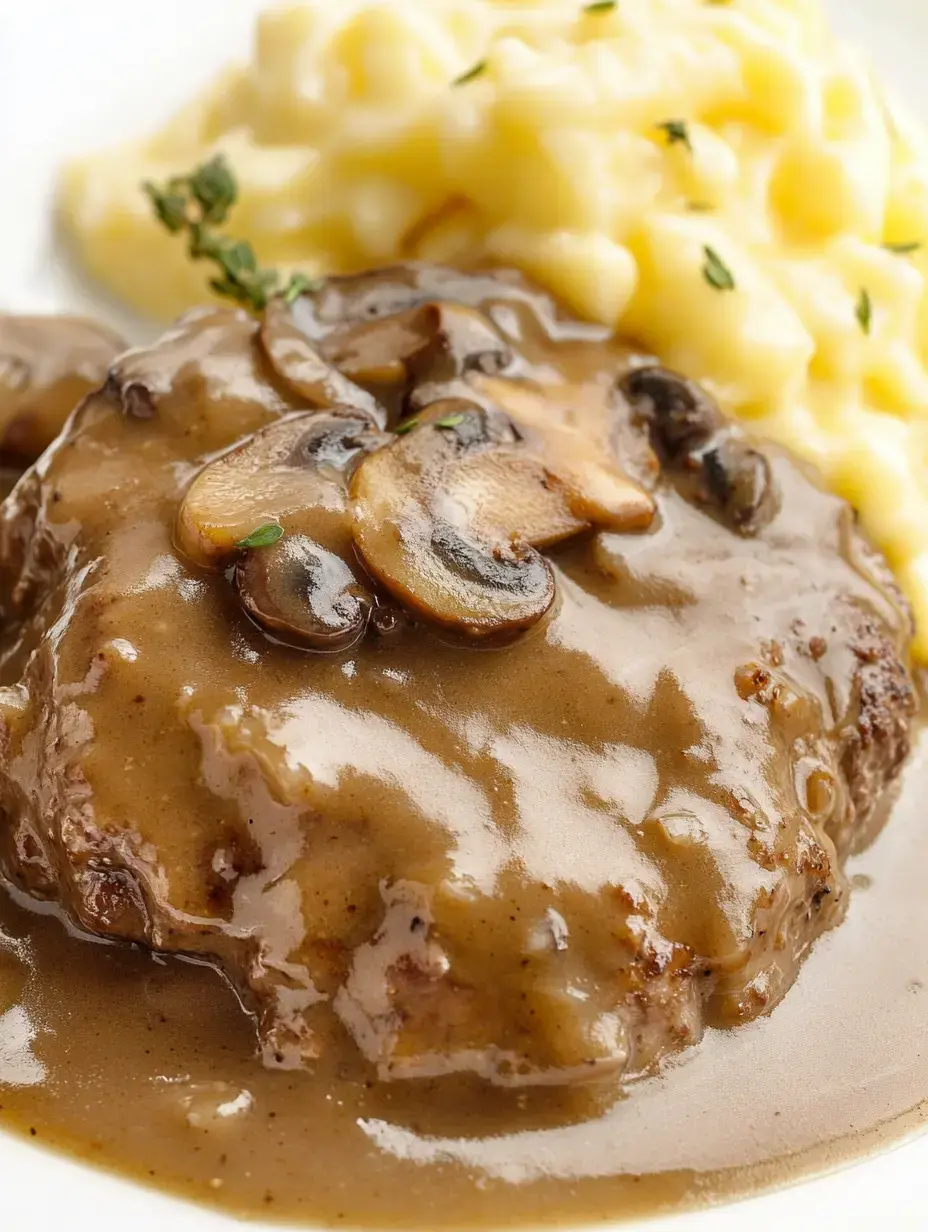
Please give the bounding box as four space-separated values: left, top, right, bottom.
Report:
0 267 916 1085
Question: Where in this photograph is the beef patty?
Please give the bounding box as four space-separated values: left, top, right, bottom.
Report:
0 265 916 1086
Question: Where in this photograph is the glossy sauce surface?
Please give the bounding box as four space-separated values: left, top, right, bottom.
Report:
0 268 920 1225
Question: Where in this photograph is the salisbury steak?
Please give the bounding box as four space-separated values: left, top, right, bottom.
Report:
0 266 916 1085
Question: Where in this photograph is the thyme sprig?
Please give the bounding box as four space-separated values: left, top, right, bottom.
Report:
143 155 320 313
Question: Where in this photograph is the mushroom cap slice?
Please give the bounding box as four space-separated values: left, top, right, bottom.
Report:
618 365 780 536
700 436 780 535
288 264 549 338
618 365 722 460
351 401 581 640
468 375 656 532
260 299 386 427
176 411 385 566
236 534 370 651
321 301 513 392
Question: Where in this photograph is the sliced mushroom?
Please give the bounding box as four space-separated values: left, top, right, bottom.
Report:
176 412 384 566
267 289 514 429
287 264 546 340
260 299 386 426
321 301 513 391
178 411 386 650
350 399 653 640
236 534 370 651
351 404 554 639
0 314 125 461
468 374 656 532
619 365 779 536
700 436 780 535
619 366 721 461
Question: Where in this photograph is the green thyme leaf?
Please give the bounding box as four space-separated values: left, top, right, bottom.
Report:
394 418 420 435
856 288 873 335
453 60 487 86
583 1 617 12
224 239 259 277
143 155 310 314
884 240 922 255
657 119 692 152
283 273 324 304
702 245 735 292
236 522 285 550
187 154 238 226
434 413 467 429
142 182 188 232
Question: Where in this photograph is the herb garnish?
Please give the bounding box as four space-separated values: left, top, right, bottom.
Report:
453 60 487 86
395 412 467 436
855 288 873 335
283 273 323 303
657 119 692 152
237 522 285 549
143 155 321 313
702 245 735 291
583 1 618 13
884 240 922 255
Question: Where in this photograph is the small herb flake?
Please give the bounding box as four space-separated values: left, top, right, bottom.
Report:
856 288 873 335
434 413 466 430
583 1 618 13
657 119 692 152
884 241 922 255
702 245 735 292
237 522 284 549
453 60 487 87
394 418 420 436
283 273 324 304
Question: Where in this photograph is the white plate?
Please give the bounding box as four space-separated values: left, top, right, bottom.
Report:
2 1 928 1228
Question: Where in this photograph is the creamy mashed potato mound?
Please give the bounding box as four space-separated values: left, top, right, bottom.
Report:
62 0 928 655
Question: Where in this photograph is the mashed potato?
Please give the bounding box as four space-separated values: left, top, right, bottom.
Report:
62 0 928 656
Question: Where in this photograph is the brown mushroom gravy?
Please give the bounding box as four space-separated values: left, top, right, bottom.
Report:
0 264 924 1224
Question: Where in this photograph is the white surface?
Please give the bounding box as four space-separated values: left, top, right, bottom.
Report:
2 1 928 1228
